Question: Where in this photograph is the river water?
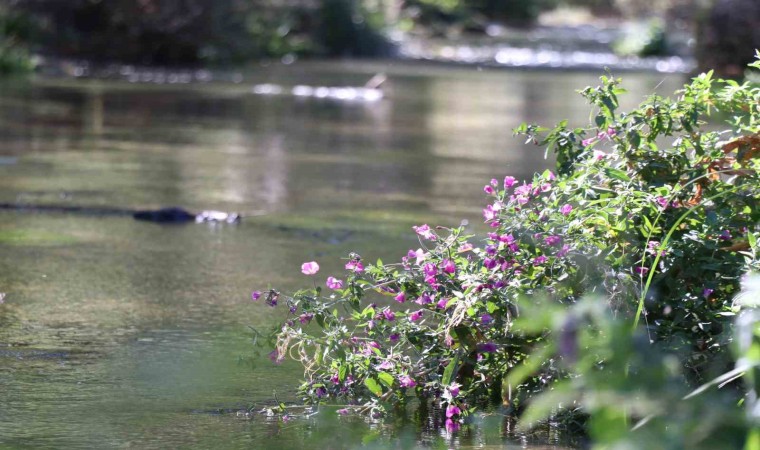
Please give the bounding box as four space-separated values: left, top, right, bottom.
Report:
0 61 685 449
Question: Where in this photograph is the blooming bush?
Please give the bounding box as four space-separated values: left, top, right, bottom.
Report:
254 57 760 430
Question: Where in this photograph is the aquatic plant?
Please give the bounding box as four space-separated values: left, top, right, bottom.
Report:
254 55 760 443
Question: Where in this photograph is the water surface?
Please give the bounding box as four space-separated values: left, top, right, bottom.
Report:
0 61 685 449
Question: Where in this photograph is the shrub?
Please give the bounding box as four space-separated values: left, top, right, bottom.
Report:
255 55 760 434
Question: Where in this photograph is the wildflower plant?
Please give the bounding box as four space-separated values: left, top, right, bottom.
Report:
254 56 760 430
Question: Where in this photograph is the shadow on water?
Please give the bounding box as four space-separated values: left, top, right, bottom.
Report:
0 61 686 448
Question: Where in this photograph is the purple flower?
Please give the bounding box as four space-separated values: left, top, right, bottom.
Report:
703 288 714 299
382 309 396 321
582 137 597 147
560 204 573 216
315 387 327 398
484 185 495 195
301 261 320 275
447 383 461 397
298 313 313 324
478 342 498 353
490 178 498 186
377 360 394 370
445 418 460 432
504 176 517 189
499 234 515 244
446 404 461 418
394 292 406 303
423 263 438 277
480 313 493 324
655 196 669 209
282 414 291 423
399 374 416 388
345 260 364 273
437 298 450 309
593 149 606 160
389 334 399 343
337 408 349 416
485 244 498 255
251 291 262 301
441 259 456 274
634 266 649 276
268 349 284 364
514 184 532 197
719 230 731 241
413 224 437 241
533 255 547 266
557 244 571 257
410 310 423 321
544 235 561 246
547 170 556 181
416 293 433 305
326 276 344 290
483 258 497 270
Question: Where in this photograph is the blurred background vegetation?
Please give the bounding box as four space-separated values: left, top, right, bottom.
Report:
0 0 757 74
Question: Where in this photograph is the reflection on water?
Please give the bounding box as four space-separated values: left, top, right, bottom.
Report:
0 61 685 449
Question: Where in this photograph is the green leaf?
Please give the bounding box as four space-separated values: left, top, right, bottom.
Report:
364 377 383 397
339 364 348 382
442 352 460 386
378 371 395 388
604 167 630 182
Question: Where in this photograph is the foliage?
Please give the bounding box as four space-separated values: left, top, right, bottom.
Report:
256 57 760 441
0 7 35 74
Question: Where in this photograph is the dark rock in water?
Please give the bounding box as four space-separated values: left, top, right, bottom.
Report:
132 207 196 223
133 207 242 223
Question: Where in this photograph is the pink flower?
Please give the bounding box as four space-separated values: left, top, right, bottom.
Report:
446 404 461 418
382 309 395 321
413 224 437 240
483 205 498 221
557 244 571 257
447 383 461 397
345 260 364 273
437 298 450 309
593 149 606 160
499 234 515 244
484 185 495 195
423 263 437 277
326 277 344 289
560 204 573 216
504 176 517 189
399 374 416 388
394 292 406 303
458 243 473 253
251 291 262 301
655 196 669 209
409 310 423 321
483 258 497 270
337 408 349 416
544 235 561 246
582 137 597 147
533 255 547 266
445 418 460 432
408 248 427 265
514 184 532 197
547 170 556 181
301 261 320 275
490 178 498 187
441 259 456 274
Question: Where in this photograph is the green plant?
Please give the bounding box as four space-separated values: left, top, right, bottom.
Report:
255 56 760 439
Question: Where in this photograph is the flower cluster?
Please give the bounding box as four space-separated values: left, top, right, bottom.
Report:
252 69 760 431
